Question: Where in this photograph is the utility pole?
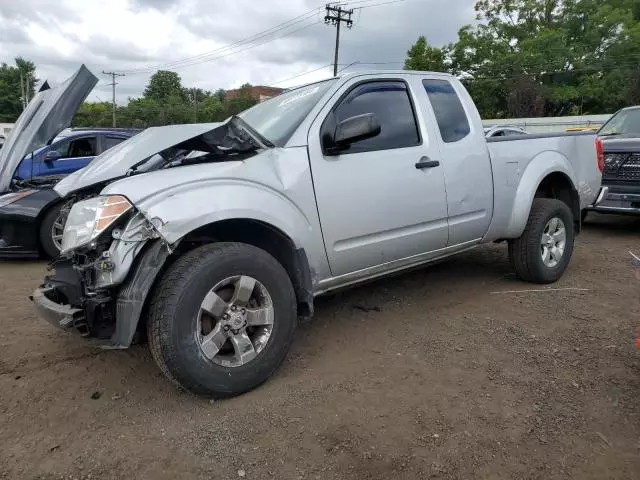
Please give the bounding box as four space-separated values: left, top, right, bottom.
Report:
102 71 125 127
192 87 198 122
325 4 353 76
19 70 26 110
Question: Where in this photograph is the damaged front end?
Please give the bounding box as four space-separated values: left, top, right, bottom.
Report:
32 199 170 348
33 118 270 347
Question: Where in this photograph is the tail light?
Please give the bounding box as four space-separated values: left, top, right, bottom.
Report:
595 137 604 173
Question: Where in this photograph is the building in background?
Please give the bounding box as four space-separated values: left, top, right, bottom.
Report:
225 86 284 103
0 123 13 139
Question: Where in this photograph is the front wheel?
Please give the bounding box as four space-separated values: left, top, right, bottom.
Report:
39 203 65 258
508 198 575 284
147 242 297 398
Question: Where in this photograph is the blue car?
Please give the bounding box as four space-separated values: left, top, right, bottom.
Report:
13 128 140 185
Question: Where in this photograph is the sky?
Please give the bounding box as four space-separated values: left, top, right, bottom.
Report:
0 0 476 104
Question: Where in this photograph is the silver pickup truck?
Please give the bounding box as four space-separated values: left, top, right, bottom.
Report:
30 70 602 398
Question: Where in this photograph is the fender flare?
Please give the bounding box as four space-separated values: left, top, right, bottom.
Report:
134 179 316 251
505 151 578 238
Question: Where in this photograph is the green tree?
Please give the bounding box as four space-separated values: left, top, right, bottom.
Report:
143 70 188 102
213 88 226 102
73 102 113 127
404 36 449 72
0 57 37 122
406 0 640 118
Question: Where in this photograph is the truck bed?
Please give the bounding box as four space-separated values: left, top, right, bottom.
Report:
483 131 602 241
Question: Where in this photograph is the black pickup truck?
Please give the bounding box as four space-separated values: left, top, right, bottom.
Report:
588 106 640 215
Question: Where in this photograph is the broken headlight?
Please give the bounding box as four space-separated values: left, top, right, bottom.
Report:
61 195 132 254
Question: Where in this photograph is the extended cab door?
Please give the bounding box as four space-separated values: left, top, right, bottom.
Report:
307 76 449 277
418 77 494 245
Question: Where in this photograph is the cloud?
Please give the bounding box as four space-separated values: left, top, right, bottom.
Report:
129 0 177 11
0 0 477 103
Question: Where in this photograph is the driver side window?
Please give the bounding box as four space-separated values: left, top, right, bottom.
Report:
53 137 97 158
324 81 420 154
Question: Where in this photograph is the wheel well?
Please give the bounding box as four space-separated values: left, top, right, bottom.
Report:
174 219 314 317
534 172 581 232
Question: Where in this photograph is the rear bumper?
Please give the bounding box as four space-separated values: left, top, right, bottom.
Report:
588 185 640 214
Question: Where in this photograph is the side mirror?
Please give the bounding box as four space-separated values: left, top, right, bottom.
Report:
327 113 381 155
44 150 61 163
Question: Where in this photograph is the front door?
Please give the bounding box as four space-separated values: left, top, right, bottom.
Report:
308 77 449 277
38 135 97 177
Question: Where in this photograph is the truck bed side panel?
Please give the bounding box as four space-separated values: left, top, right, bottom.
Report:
483 133 600 242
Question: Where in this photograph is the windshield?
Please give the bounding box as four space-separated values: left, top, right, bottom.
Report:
238 79 336 146
599 108 640 136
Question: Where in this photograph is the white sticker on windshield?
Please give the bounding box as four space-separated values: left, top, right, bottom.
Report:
279 86 320 107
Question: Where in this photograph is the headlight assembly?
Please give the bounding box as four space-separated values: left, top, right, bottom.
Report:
61 195 132 253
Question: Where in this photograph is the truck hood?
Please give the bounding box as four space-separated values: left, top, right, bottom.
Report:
601 135 640 153
0 65 98 193
54 120 257 197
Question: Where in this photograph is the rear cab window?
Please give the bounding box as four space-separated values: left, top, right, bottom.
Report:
422 79 470 143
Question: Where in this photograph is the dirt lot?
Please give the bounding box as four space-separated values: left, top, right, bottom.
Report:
1 213 639 480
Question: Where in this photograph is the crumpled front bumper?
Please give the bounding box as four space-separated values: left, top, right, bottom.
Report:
31 240 171 347
588 185 640 214
31 287 85 331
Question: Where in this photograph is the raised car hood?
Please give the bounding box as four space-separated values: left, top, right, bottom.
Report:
0 65 98 193
54 122 227 197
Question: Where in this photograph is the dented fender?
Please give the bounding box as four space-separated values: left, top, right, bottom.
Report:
100 147 331 282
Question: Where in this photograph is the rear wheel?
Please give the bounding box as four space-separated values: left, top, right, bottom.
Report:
508 198 575 284
147 242 297 398
39 203 65 258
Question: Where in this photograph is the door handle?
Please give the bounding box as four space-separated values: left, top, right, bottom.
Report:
415 157 440 169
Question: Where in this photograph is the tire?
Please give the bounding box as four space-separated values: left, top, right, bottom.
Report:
39 203 63 259
508 198 575 284
147 242 297 398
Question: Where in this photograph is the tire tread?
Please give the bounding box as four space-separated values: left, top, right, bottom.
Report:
508 198 574 284
147 242 296 397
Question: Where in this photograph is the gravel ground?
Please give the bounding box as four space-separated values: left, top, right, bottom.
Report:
1 213 639 480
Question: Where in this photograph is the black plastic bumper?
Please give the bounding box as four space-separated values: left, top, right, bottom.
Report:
31 240 171 348
31 287 84 330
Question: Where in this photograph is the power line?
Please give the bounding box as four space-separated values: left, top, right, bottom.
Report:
110 0 407 78
123 20 322 74
271 63 335 85
120 7 323 74
354 0 406 9
325 3 354 76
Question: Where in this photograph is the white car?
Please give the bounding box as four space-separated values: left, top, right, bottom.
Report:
484 125 528 137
